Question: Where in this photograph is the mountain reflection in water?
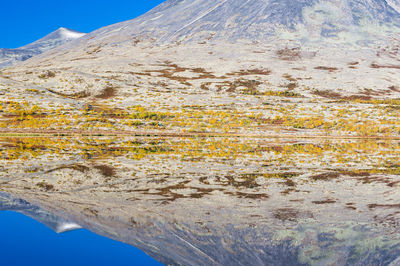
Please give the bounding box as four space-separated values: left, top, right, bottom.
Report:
1 136 400 265
0 191 81 233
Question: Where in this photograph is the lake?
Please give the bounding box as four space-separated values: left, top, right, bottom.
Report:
1 136 399 265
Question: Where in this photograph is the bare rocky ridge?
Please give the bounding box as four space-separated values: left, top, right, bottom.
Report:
67 0 400 45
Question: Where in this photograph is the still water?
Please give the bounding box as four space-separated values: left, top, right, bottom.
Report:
0 136 399 265
0 211 161 266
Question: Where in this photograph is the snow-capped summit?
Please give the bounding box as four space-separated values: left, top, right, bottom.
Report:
0 27 85 68
0 192 81 234
22 27 86 52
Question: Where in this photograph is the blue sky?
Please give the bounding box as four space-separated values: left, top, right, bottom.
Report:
0 0 165 48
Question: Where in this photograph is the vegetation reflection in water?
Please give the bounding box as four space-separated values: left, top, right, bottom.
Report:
1 136 400 265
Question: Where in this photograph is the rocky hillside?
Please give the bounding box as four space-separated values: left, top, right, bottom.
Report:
76 0 400 45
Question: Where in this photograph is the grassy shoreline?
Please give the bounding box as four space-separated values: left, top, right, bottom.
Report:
1 130 400 139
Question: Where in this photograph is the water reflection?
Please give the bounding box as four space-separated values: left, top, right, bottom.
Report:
0 192 81 233
1 137 400 265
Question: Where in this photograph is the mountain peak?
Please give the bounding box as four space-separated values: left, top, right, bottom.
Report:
24 27 85 49
52 27 86 40
0 192 82 234
0 27 86 68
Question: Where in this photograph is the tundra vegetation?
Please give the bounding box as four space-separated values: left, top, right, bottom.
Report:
1 63 399 138
0 96 399 137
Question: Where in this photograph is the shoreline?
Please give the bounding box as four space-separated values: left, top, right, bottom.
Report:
0 129 399 139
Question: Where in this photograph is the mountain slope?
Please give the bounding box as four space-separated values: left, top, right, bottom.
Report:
4 0 400 106
388 0 400 13
77 0 400 45
0 27 85 68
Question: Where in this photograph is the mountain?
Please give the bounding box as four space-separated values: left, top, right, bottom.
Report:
76 0 400 45
0 27 85 68
4 0 400 103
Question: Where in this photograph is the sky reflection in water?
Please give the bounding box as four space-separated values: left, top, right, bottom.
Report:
0 211 161 266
